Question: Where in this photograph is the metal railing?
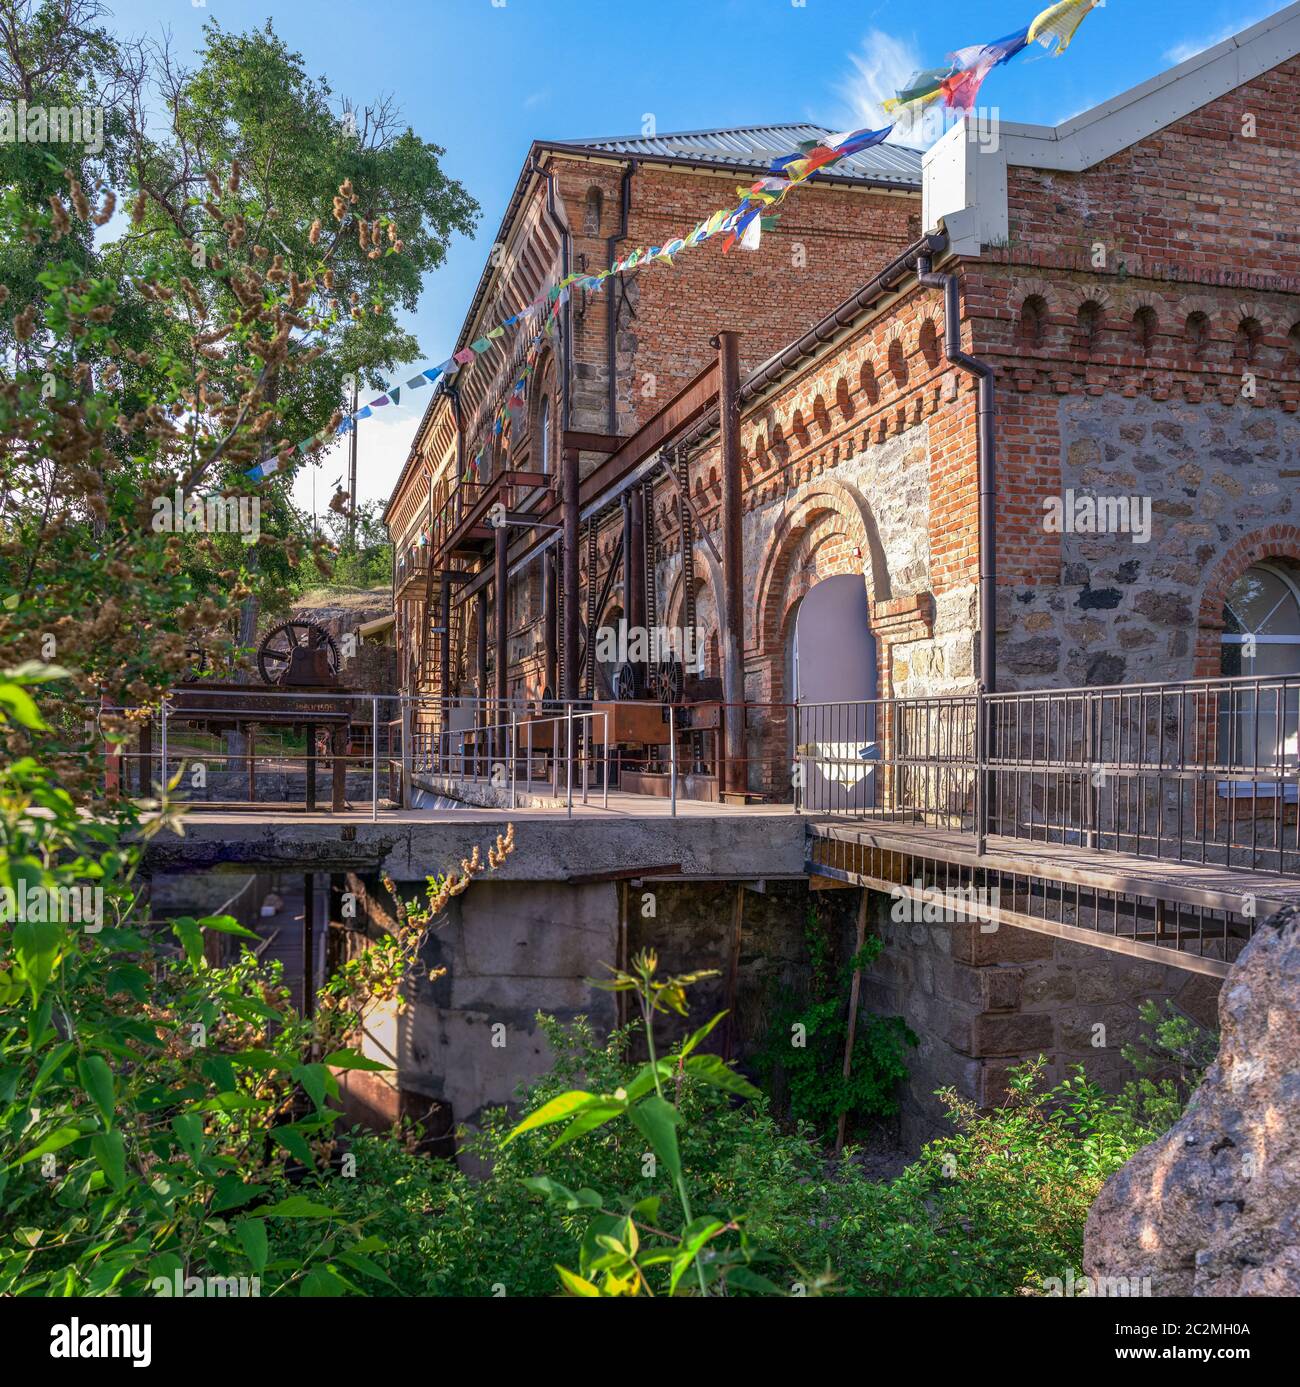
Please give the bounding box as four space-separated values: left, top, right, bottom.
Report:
89 672 1300 873
796 673 1300 875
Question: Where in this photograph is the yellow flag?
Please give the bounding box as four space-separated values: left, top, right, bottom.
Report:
1028 0 1101 55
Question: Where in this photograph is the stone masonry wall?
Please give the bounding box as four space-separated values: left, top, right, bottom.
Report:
858 889 1222 1150
997 395 1300 688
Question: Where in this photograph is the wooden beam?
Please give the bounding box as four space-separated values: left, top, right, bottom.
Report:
835 890 870 1156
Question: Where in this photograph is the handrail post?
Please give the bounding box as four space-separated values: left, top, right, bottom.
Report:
566 703 574 819
371 695 379 822
669 702 677 818
603 711 610 809
160 697 169 795
975 687 987 856
510 703 518 810
1085 691 1097 850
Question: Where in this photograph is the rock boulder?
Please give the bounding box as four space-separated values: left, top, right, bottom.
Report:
1084 906 1300 1295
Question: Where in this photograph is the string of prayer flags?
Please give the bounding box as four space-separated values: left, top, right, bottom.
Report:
1028 0 1103 55
248 0 1103 485
884 0 1097 115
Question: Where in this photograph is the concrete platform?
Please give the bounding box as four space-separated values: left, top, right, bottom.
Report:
139 797 808 881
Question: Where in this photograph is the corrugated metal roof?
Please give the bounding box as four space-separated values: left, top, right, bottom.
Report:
550 122 922 188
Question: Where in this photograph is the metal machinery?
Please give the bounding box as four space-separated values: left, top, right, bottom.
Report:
166 619 357 812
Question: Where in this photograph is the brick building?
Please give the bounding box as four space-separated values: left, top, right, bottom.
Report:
381 6 1300 1142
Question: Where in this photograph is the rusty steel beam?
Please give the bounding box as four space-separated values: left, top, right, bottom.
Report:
717 331 744 799
562 446 580 700
562 429 622 455
494 524 509 757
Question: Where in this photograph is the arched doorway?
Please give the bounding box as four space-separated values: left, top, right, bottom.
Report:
790 574 879 810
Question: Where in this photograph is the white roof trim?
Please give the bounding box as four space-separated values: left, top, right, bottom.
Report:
923 2 1300 254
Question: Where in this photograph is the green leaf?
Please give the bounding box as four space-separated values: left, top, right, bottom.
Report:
171 1112 204 1157
14 919 63 1002
320 1049 389 1072
171 917 203 968
13 1125 82 1167
29 1040 74 1099
556 1265 601 1297
546 1101 627 1153
299 1264 350 1297
627 1095 682 1183
337 1247 397 1289
503 1090 611 1146
0 682 46 730
670 1217 727 1295
678 1011 727 1061
520 1176 603 1211
252 1195 338 1219
77 1054 116 1126
291 1063 333 1112
89 1131 127 1191
683 1054 762 1100
211 1175 264 1213
271 1124 316 1171
195 915 258 939
621 1059 674 1104
234 1218 268 1275
726 1265 785 1296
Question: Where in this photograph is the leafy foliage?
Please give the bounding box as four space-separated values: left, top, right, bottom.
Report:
259 1008 1201 1299
755 905 915 1133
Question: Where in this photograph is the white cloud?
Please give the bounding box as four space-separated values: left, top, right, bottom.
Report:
1164 12 1270 66
835 28 924 132
833 27 961 149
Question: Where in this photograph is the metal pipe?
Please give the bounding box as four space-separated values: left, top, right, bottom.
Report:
543 549 558 696
607 161 636 433
494 524 509 760
669 702 677 817
561 446 580 700
916 254 997 694
439 572 451 768
533 159 574 432
566 702 574 818
715 330 745 797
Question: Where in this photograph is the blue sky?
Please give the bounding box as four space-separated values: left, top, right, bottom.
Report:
100 0 1280 518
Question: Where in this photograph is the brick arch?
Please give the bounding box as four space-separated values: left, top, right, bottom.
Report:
753 479 889 661
1194 526 1300 676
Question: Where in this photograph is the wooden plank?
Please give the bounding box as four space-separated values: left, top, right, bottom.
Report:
808 819 1300 915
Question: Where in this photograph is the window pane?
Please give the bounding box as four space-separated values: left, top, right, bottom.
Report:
1225 567 1294 634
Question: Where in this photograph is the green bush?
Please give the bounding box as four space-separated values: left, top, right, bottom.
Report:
270 1007 1205 1297
754 907 916 1134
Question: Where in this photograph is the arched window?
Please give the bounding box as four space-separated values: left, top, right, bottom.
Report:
1220 562 1300 766
1185 311 1210 357
1132 306 1157 353
1019 295 1047 347
537 393 551 476
1076 300 1103 352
